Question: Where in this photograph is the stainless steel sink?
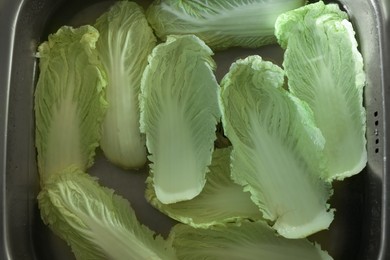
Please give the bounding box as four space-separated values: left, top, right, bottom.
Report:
0 0 389 259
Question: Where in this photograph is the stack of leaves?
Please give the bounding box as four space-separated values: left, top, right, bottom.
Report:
34 1 366 259
34 3 177 260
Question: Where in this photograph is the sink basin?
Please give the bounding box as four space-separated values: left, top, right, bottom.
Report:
0 0 389 259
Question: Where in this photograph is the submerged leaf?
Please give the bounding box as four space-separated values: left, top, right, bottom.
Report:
140 35 221 204
34 25 106 184
171 221 332 260
146 0 306 50
38 166 177 260
95 1 156 169
220 55 333 238
275 1 367 180
145 147 262 227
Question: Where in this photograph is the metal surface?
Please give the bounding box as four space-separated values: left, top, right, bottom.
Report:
0 0 389 259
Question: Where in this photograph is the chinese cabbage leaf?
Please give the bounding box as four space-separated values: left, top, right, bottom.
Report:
170 221 332 260
95 1 156 169
275 1 367 181
34 25 106 184
220 55 333 238
38 166 177 260
146 0 306 50
145 147 262 228
140 35 221 204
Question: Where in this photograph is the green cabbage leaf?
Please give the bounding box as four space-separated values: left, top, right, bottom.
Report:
34 25 106 184
275 1 367 181
170 220 332 260
145 147 262 228
140 35 221 204
95 1 156 169
220 55 333 238
38 166 177 260
146 0 306 50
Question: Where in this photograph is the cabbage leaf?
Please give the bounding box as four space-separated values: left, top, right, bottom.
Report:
140 35 221 204
145 147 262 228
146 0 306 50
34 25 106 184
275 1 367 181
220 55 333 238
170 221 332 260
95 1 156 169
38 166 177 260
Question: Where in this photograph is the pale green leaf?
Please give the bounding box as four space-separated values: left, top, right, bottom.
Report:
140 35 221 204
146 0 306 50
145 147 262 228
38 166 177 260
95 1 156 169
170 221 333 260
275 1 367 181
34 25 106 184
220 55 333 238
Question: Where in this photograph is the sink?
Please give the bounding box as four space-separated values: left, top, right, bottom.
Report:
0 0 389 259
